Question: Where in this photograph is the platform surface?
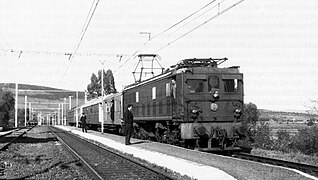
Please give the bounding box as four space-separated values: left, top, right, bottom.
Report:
55 125 318 180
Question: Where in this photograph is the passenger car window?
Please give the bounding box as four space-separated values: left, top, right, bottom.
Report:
187 79 205 93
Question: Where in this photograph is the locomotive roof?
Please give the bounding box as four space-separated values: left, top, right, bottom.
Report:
124 57 242 91
171 57 228 69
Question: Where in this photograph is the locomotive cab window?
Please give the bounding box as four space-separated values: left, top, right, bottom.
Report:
223 79 237 92
187 79 206 93
222 75 242 92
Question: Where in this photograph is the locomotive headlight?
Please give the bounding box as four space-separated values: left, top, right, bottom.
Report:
213 90 219 99
234 109 242 118
210 103 218 111
192 109 198 114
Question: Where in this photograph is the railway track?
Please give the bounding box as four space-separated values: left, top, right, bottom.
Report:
232 152 318 177
0 126 36 151
49 126 176 180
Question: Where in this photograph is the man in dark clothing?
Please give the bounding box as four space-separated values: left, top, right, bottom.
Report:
80 113 87 133
123 104 133 145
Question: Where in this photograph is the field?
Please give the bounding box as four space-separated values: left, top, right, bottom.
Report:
258 109 318 138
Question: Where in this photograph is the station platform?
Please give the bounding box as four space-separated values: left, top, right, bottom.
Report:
0 130 14 137
55 125 317 180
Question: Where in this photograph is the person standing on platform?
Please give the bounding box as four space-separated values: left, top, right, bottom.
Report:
80 113 87 133
123 104 134 145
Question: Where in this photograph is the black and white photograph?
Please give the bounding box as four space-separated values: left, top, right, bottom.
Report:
0 0 318 179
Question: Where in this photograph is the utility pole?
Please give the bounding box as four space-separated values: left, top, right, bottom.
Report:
58 104 61 125
76 91 79 128
101 65 104 133
38 111 41 125
15 83 18 127
64 97 67 125
25 95 27 126
29 103 31 123
69 96 72 110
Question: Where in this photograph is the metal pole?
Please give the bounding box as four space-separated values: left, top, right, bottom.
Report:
101 68 104 133
58 104 60 125
84 90 87 103
25 96 27 126
39 111 41 125
76 91 79 128
15 83 18 127
54 112 56 125
29 103 31 123
64 98 67 125
61 103 64 125
69 96 72 110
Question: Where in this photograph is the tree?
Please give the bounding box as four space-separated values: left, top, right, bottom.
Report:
87 73 100 99
103 69 117 94
305 99 318 123
0 90 15 129
243 102 259 126
87 69 117 100
238 102 260 145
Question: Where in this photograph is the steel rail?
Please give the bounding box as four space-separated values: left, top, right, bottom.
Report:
48 127 103 180
49 126 176 180
0 126 36 151
232 153 318 177
87 136 177 180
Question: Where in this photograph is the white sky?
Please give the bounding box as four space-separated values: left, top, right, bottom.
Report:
0 0 317 111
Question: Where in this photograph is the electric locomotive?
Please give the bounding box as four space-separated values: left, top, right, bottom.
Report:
123 57 244 152
67 55 244 152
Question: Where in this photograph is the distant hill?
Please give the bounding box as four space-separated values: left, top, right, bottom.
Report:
258 109 318 122
0 83 85 112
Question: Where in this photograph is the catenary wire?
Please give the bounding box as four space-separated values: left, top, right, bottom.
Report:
155 0 245 53
113 0 219 74
148 0 218 43
60 0 100 85
167 0 226 39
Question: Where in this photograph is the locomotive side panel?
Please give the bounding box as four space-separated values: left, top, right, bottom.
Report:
124 75 175 122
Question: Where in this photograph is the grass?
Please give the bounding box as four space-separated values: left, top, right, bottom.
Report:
251 148 318 166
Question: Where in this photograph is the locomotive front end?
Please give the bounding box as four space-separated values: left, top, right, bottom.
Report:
177 58 244 152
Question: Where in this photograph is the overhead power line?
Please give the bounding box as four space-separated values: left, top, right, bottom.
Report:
149 0 218 42
60 0 100 85
69 0 100 61
0 48 129 58
114 0 242 73
114 1 219 74
155 0 245 53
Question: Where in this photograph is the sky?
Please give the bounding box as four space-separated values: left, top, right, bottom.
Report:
0 0 317 111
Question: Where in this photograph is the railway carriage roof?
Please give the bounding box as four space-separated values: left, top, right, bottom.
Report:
82 93 121 108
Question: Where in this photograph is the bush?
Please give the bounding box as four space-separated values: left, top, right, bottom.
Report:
252 122 273 149
272 130 292 153
291 125 318 155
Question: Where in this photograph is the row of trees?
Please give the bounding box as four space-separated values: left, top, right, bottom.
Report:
86 69 117 100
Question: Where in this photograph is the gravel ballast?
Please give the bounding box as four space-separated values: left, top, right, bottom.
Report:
0 126 91 180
